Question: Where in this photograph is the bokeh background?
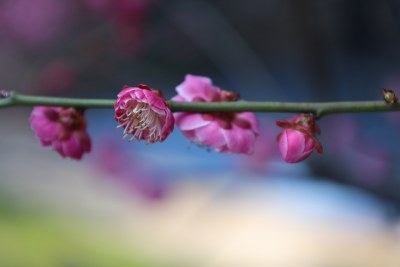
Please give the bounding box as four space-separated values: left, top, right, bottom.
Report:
1 0 400 266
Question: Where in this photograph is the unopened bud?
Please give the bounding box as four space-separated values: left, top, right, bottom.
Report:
276 113 323 163
382 88 398 105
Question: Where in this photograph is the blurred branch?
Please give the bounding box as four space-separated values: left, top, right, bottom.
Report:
0 91 399 118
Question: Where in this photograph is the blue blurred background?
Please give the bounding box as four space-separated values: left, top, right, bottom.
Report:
1 0 400 266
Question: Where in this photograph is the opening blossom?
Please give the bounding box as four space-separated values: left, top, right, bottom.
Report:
172 74 259 154
29 106 91 160
276 114 322 163
114 84 174 143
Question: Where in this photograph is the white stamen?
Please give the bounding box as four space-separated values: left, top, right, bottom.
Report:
120 102 163 143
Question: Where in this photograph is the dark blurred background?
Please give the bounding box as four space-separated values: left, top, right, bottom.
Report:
1 0 400 266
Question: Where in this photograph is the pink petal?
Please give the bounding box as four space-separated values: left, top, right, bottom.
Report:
175 74 221 102
171 95 185 102
29 107 61 142
161 111 175 140
62 137 84 159
143 90 170 115
174 113 211 131
37 123 61 142
59 133 90 160
117 86 135 98
235 112 259 134
181 129 197 141
279 129 311 163
195 122 226 149
221 126 256 154
52 140 66 158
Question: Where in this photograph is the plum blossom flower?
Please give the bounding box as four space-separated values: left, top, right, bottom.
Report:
173 74 259 154
29 106 91 160
114 84 174 143
276 114 322 163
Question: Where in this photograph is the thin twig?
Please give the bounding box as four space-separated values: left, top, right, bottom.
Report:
0 92 398 119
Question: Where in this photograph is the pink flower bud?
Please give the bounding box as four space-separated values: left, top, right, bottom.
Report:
29 106 91 160
276 114 322 163
114 84 174 143
278 129 316 163
172 74 259 154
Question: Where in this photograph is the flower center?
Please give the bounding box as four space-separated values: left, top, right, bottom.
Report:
118 101 163 143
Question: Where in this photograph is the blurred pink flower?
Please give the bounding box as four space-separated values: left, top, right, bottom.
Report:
0 0 69 46
173 74 259 154
93 137 166 200
276 114 322 163
323 115 390 186
29 107 91 160
114 84 174 143
84 0 150 54
242 120 280 172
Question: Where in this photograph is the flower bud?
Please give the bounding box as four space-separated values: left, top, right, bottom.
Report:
382 88 398 105
276 114 322 163
279 129 316 163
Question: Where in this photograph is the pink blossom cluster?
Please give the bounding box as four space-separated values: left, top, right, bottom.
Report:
29 74 325 164
112 75 260 155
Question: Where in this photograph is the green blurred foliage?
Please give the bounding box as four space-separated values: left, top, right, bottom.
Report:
0 196 152 267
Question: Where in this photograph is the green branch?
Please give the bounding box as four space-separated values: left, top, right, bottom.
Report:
1 91 399 119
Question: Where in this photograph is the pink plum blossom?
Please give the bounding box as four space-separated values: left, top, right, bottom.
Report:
276 114 322 163
114 84 174 143
173 74 259 154
29 106 91 160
